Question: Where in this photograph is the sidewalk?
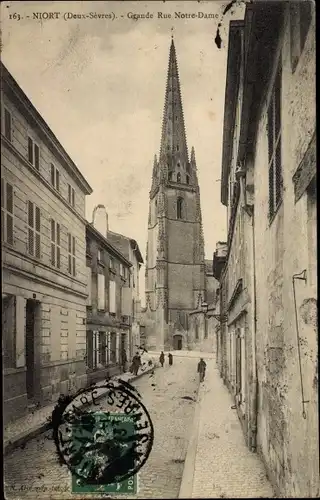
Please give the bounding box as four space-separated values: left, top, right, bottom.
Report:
179 359 275 498
4 366 155 456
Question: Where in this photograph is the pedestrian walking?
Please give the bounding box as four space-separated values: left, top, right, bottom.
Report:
131 352 141 376
159 351 165 367
121 348 127 373
168 353 173 366
197 358 206 383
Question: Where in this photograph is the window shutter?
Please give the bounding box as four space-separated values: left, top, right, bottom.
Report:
28 201 34 228
86 266 92 305
51 164 55 186
34 144 40 170
28 137 33 164
97 273 105 310
109 280 116 313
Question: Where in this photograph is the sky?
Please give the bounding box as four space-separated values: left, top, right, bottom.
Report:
1 0 245 305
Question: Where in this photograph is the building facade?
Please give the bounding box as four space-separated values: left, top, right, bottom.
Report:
219 2 317 497
1 63 92 424
85 217 132 385
143 39 206 351
107 228 144 356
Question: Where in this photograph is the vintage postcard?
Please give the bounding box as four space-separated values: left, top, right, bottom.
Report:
1 0 317 498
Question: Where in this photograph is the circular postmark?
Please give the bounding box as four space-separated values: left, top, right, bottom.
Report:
52 378 154 486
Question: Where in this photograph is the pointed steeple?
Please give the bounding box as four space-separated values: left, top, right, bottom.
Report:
159 39 189 169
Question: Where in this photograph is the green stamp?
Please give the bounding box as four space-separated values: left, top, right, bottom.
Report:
72 473 138 494
70 412 138 495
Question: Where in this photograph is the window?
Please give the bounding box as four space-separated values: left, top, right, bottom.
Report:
28 137 40 170
50 164 60 191
68 233 76 276
1 179 13 245
27 201 41 258
87 331 106 369
50 219 61 268
120 263 124 277
110 332 117 363
268 64 282 221
186 175 190 185
177 145 179 151
4 108 12 141
109 256 114 271
177 162 180 168
177 173 181 183
168 172 173 181
97 249 102 262
290 1 312 72
2 295 16 369
177 197 184 219
68 184 75 207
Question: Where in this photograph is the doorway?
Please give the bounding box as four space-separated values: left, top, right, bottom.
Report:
173 335 182 350
25 299 40 402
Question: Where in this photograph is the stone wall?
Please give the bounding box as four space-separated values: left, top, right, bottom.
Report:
254 8 317 497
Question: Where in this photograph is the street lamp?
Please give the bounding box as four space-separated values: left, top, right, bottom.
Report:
201 301 208 315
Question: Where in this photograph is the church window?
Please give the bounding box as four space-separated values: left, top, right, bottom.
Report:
177 197 184 219
177 172 181 183
177 145 179 151
177 162 180 168
168 172 172 181
186 175 190 184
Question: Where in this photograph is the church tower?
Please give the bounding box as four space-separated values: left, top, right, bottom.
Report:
144 38 206 350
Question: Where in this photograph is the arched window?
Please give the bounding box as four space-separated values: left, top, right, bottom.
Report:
177 172 181 183
186 175 190 184
177 197 184 219
177 145 179 151
177 162 180 168
168 172 172 181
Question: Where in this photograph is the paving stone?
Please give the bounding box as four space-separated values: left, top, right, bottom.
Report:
4 357 198 499
189 359 275 499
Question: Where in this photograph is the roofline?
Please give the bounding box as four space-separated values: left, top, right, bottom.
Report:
86 223 132 267
220 20 245 206
1 62 93 195
107 229 144 264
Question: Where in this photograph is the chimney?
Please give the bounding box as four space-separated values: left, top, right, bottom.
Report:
92 204 108 238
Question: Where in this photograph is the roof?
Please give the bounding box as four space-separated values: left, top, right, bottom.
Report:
107 230 144 264
1 62 92 195
86 223 132 267
220 20 244 206
221 2 285 206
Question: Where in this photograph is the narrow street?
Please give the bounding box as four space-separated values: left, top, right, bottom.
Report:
4 356 199 499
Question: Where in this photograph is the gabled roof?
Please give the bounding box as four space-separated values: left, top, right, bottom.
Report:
86 223 132 267
107 230 144 264
1 62 92 195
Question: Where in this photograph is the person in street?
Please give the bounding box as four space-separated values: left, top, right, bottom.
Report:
159 351 165 367
131 352 141 376
197 358 206 382
121 348 127 373
168 353 173 366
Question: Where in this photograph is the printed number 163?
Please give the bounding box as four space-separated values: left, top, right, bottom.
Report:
9 13 21 20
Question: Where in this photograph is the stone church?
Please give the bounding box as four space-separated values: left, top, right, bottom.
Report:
142 38 211 351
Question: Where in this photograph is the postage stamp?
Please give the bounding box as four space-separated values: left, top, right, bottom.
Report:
71 412 138 494
52 378 154 489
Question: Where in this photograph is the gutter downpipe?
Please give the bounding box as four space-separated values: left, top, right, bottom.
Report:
238 162 257 453
250 203 258 452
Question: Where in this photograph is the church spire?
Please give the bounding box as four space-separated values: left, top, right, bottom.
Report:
159 39 189 168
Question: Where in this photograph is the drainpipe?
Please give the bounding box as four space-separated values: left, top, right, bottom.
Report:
237 161 257 452
250 209 258 452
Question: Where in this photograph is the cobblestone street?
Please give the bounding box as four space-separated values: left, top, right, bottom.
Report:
4 356 199 499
